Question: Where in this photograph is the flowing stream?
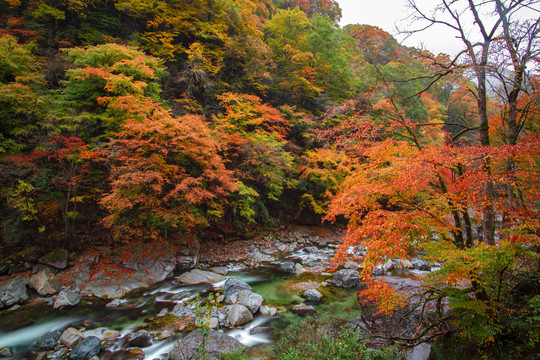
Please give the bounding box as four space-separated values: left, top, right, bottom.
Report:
0 245 363 359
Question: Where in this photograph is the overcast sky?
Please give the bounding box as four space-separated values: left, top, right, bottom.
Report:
337 0 464 56
337 0 540 57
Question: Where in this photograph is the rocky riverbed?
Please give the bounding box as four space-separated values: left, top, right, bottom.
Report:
0 225 437 359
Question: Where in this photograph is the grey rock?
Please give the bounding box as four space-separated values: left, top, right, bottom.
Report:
0 257 17 276
157 308 169 317
236 290 263 313
54 289 81 309
0 276 28 307
171 304 195 318
262 247 278 255
383 259 394 272
343 261 359 269
223 278 253 303
176 269 225 285
228 304 253 326
170 330 244 360
305 246 319 253
251 250 275 263
37 330 62 350
29 268 61 296
260 305 277 316
175 255 198 272
47 347 68 359
277 244 288 252
291 303 316 315
60 328 83 348
279 262 296 274
401 259 414 269
0 347 13 357
209 317 219 329
80 280 127 299
249 327 273 335
210 267 229 275
294 263 305 272
413 259 431 271
69 336 101 360
405 343 431 360
155 328 174 340
333 269 361 288
128 331 153 348
374 259 394 275
372 264 386 276
105 299 124 308
83 327 120 341
116 252 177 283
304 289 322 302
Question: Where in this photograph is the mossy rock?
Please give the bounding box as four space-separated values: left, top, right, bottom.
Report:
0 256 17 275
17 247 42 262
144 314 196 333
38 249 68 269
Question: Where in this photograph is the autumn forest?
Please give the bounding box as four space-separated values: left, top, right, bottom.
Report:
0 0 539 358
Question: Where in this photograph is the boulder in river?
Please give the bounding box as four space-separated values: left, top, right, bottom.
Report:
69 336 101 360
105 299 124 308
333 269 361 288
0 276 28 307
210 266 229 275
235 290 263 314
37 330 62 350
249 327 273 335
223 278 253 303
128 330 153 348
28 268 61 296
170 330 244 360
176 269 225 285
83 327 120 341
228 304 253 326
0 347 13 357
279 262 296 274
60 328 84 348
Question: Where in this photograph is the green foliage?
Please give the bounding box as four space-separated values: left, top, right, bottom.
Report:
230 181 259 227
274 313 401 360
31 4 66 21
0 35 44 153
8 180 38 222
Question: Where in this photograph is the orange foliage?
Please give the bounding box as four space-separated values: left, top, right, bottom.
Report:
326 130 540 314
99 95 237 241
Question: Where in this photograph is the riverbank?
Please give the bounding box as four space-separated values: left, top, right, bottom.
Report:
0 225 435 359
